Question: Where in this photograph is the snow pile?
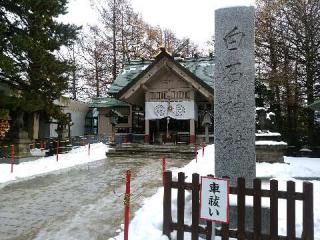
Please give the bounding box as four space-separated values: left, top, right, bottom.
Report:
255 140 287 146
0 143 109 184
113 144 320 240
255 131 281 137
266 112 275 120
258 156 320 178
30 148 49 157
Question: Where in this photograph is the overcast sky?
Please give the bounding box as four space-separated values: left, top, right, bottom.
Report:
60 0 255 47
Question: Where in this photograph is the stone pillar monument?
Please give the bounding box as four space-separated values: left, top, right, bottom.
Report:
214 6 256 185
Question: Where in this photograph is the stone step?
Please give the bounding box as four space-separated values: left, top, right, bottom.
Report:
106 143 196 159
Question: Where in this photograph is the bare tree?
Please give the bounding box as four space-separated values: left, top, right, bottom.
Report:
256 0 320 147
77 26 112 98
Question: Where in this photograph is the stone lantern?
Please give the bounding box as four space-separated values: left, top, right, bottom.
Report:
0 109 10 139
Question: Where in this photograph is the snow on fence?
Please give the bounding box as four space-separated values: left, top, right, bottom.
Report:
163 171 314 240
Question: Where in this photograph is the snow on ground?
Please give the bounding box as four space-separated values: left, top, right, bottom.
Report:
257 156 320 179
0 143 109 184
113 144 320 240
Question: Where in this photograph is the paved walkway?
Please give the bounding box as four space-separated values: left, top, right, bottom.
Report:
0 155 189 240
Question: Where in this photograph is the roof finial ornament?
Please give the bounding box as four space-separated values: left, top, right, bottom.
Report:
159 44 166 52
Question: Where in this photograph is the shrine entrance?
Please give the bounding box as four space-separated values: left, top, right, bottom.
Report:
114 50 214 144
150 118 190 144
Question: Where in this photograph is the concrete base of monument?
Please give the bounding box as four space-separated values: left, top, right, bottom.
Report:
229 205 270 234
200 205 270 236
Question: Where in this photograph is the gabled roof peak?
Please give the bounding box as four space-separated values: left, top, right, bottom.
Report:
109 50 215 96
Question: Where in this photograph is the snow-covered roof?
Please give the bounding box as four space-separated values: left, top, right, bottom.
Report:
108 52 214 95
89 97 129 108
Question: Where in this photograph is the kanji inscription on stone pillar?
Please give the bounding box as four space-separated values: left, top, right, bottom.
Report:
214 6 256 186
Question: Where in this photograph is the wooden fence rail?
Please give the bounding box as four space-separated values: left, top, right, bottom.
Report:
163 171 314 240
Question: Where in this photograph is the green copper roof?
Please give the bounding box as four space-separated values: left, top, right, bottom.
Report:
89 97 129 108
108 60 152 95
309 100 320 111
108 56 214 95
179 57 215 89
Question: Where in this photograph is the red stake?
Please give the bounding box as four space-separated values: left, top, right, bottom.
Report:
124 170 131 240
195 143 198 163
10 144 14 173
162 157 166 185
40 142 44 151
202 143 205 157
56 140 59 162
88 143 91 156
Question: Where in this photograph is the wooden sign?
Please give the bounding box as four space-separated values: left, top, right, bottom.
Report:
200 176 230 223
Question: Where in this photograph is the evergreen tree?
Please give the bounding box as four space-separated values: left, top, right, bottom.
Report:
0 0 79 122
256 0 320 147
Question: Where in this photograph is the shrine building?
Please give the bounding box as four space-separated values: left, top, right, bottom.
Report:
89 48 215 144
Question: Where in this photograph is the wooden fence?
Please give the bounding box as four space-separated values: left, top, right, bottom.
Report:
163 171 314 240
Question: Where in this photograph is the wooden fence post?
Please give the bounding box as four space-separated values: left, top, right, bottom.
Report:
237 177 246 240
163 171 172 239
191 173 200 240
270 179 278 239
302 182 314 240
206 221 212 240
221 219 230 240
177 172 185 240
253 178 262 240
287 181 296 239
